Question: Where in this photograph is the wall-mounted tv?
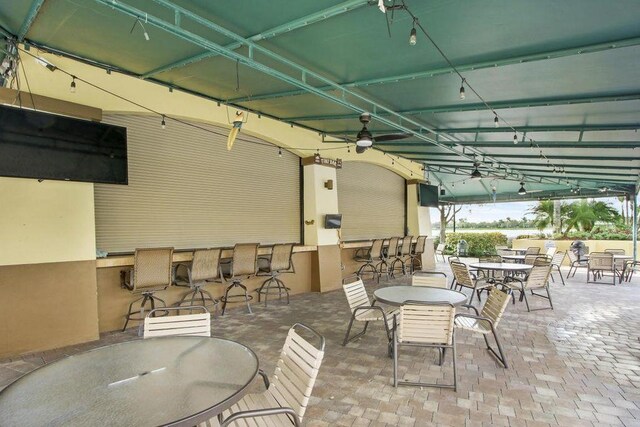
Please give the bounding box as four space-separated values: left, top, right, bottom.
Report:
418 183 439 207
324 214 342 229
0 105 128 184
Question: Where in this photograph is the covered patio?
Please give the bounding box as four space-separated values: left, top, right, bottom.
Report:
0 1 639 426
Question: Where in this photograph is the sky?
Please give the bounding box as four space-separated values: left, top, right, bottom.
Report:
430 197 627 224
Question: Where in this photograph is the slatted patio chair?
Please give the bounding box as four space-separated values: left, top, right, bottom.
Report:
624 261 639 282
342 277 397 346
567 249 588 278
454 286 511 367
450 260 492 304
409 235 428 272
392 301 457 390
208 323 325 427
587 252 616 285
478 255 504 283
256 243 295 307
549 250 566 286
143 306 210 338
435 243 446 262
353 239 385 280
174 248 221 314
605 249 627 281
545 246 557 258
411 271 447 288
503 263 554 311
525 247 541 256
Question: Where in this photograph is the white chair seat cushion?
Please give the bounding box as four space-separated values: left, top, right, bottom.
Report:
454 316 492 334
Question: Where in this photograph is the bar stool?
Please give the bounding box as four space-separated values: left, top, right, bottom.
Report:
354 239 384 280
385 237 401 278
409 235 427 273
256 243 295 307
121 247 174 332
390 236 413 277
220 243 259 315
173 248 221 314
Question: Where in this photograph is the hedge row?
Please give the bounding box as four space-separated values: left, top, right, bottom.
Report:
442 232 508 257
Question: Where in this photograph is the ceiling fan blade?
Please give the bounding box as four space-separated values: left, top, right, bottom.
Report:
373 133 411 142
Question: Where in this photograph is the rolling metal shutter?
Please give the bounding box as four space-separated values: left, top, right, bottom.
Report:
337 162 405 240
94 114 300 252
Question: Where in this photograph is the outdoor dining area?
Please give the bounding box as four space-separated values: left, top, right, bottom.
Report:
1 0 640 426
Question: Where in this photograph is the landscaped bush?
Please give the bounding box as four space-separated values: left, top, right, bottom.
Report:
550 230 632 241
444 232 508 257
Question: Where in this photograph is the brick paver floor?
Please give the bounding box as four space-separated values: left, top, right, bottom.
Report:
2 260 640 426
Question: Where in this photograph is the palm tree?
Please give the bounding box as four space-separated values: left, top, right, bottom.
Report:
563 200 619 234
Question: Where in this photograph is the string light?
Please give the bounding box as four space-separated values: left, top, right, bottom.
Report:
278 147 282 158
69 76 76 93
493 113 499 128
513 134 518 144
409 18 417 46
161 115 166 129
459 79 466 100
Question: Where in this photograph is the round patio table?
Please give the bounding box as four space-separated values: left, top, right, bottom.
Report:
0 337 258 427
374 285 467 307
469 262 533 274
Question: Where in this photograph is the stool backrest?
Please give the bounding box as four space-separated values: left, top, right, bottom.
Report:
387 237 400 258
144 307 210 338
400 236 413 255
370 239 385 260
231 243 259 276
191 248 221 281
133 247 174 291
270 243 294 271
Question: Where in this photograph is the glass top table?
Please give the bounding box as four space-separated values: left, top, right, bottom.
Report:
374 285 467 307
500 254 526 262
0 337 258 427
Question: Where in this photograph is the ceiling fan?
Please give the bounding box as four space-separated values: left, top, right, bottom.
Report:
353 112 410 153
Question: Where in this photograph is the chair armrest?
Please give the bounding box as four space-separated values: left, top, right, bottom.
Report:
454 312 495 327
353 305 387 316
258 369 270 389
460 304 480 315
220 407 301 427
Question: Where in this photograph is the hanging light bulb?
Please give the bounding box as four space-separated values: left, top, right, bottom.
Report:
278 147 282 158
70 76 76 93
347 145 351 153
459 79 466 100
494 114 499 128
513 133 518 144
161 115 166 129
409 19 417 46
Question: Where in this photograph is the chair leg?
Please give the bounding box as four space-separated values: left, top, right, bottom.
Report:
451 334 457 392
522 287 531 312
123 294 144 332
343 315 370 346
393 333 399 387
483 327 508 368
556 266 566 286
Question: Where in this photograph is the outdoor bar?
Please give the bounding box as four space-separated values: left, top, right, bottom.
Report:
0 1 639 426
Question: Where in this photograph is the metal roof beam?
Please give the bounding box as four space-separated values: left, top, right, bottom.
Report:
442 189 632 205
418 164 638 180
433 124 640 133
391 151 639 161
407 157 640 171
285 92 640 121
17 0 45 41
227 36 640 103
377 141 640 149
140 0 368 78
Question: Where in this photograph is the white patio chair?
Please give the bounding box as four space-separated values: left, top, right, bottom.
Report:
450 260 492 304
455 286 511 367
549 250 566 286
411 271 447 288
392 301 456 390
435 243 446 262
342 277 397 346
503 264 553 312
143 306 210 338
203 323 325 427
566 249 588 278
587 252 617 285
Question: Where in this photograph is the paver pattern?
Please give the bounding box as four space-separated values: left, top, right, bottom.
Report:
2 260 639 426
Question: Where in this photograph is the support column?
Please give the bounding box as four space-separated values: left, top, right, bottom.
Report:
407 181 435 270
633 186 638 262
303 157 343 292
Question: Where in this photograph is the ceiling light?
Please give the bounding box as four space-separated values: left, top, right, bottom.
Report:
513 134 518 144
459 79 466 100
356 127 373 147
518 182 527 195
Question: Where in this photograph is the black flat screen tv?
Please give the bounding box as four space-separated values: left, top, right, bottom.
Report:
324 214 342 229
0 105 128 184
418 183 439 207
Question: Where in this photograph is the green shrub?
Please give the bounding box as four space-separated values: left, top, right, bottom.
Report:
444 232 508 257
